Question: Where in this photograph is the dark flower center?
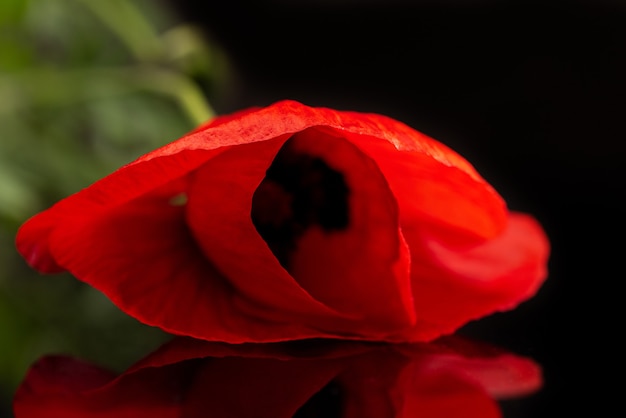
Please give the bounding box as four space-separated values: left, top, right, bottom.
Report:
251 136 350 267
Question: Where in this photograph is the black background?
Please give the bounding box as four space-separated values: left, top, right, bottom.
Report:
173 0 625 416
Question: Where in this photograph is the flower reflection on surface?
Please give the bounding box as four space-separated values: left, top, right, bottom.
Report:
14 336 541 418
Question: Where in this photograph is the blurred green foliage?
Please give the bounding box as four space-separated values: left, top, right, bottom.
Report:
0 0 231 411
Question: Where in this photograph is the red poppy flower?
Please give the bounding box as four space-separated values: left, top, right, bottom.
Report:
13 337 542 418
16 100 549 343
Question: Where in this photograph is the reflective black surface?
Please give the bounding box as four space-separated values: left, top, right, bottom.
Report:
14 336 541 417
173 1 626 415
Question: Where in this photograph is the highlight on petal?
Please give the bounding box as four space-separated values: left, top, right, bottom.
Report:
13 337 542 418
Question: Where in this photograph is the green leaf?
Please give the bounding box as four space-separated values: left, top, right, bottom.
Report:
0 0 29 26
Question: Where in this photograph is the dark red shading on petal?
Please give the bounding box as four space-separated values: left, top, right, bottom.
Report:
186 127 414 336
43 175 364 343
283 129 414 330
185 136 349 328
13 337 541 418
397 213 550 341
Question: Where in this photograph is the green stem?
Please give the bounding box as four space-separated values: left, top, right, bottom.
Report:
131 67 216 125
73 0 163 62
0 67 215 126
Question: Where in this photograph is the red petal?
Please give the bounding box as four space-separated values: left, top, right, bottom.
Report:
186 127 415 335
344 130 507 243
17 100 494 274
185 135 347 325
16 149 217 273
284 129 415 329
398 213 550 341
44 177 361 342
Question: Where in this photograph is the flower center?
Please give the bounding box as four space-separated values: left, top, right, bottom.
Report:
251 136 350 267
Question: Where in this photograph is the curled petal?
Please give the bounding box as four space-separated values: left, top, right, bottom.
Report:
344 130 507 243
186 127 415 334
399 213 550 341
